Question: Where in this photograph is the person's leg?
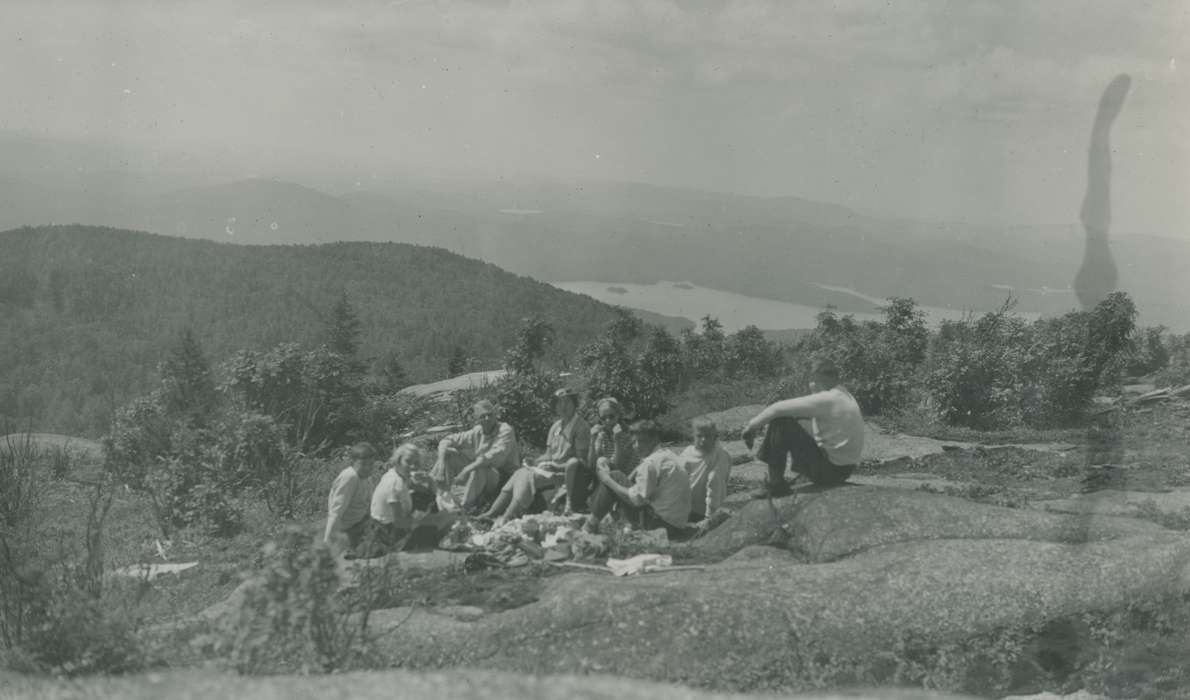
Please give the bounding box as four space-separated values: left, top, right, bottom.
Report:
479 479 515 519
584 471 629 531
430 448 470 494
751 416 807 496
461 465 499 512
503 470 553 521
565 462 595 513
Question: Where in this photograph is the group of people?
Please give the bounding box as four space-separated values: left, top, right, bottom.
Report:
323 359 865 557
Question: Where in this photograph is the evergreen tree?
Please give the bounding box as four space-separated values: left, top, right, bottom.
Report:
326 292 361 359
371 350 410 393
159 328 217 425
447 346 469 377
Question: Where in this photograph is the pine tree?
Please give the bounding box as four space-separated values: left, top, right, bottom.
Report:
447 346 469 377
160 328 217 425
326 292 362 359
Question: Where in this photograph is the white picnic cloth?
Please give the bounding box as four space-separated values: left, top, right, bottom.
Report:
606 553 672 577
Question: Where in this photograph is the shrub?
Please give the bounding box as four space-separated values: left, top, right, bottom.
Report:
798 298 928 415
1155 332 1190 388
221 343 363 455
494 369 559 448
221 527 378 674
0 476 147 677
0 429 44 531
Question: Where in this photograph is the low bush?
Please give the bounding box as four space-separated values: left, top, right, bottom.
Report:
0 475 149 677
219 527 379 674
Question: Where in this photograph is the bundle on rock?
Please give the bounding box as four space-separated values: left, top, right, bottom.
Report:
441 514 609 568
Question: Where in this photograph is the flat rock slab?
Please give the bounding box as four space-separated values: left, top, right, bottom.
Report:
0 670 978 700
848 474 976 492
397 370 507 400
1035 488 1190 522
381 534 1190 691
0 432 104 459
694 484 1162 563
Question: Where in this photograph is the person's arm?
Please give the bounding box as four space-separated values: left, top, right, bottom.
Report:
623 459 658 507
707 448 731 515
744 393 831 434
562 423 590 473
389 483 414 528
612 430 635 473
586 426 602 473
595 457 644 504
463 423 517 476
323 474 354 542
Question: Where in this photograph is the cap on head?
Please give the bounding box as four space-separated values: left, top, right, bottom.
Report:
554 387 580 408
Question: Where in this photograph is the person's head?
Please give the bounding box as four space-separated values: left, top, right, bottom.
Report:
388 443 422 475
810 359 841 392
553 388 579 420
628 419 662 454
692 418 718 453
595 397 624 429
472 399 499 433
350 442 379 478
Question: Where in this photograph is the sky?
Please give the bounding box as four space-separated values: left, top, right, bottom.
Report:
2 0 1188 234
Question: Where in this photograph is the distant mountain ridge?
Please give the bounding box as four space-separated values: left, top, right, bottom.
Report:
0 131 1186 329
0 225 668 437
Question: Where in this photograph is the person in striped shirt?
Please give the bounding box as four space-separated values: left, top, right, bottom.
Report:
565 396 634 514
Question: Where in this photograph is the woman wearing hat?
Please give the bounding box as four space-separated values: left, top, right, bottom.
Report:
479 387 590 525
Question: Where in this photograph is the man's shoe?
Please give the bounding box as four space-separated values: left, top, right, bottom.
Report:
749 482 792 500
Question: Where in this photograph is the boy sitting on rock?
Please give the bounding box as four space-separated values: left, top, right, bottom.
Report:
584 419 691 539
324 442 379 552
678 418 733 527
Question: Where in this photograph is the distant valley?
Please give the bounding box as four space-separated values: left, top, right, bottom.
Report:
1 133 1187 331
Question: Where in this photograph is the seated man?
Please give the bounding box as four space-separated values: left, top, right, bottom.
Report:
742 359 864 498
359 443 422 557
481 387 589 524
678 418 732 524
430 399 520 513
324 442 379 551
567 396 634 514
583 419 691 539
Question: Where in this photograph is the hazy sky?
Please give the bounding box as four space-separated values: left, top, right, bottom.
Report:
3 0 1187 233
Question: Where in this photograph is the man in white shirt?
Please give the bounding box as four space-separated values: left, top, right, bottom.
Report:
584 419 691 538
742 359 864 498
431 399 520 513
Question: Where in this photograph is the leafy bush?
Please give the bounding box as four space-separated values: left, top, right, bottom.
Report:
222 343 363 455
221 527 378 674
1155 332 1190 388
0 429 44 531
494 370 559 448
926 307 1032 428
927 293 1137 429
0 476 147 677
798 298 928 415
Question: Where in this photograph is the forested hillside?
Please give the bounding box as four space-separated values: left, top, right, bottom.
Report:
0 225 629 437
